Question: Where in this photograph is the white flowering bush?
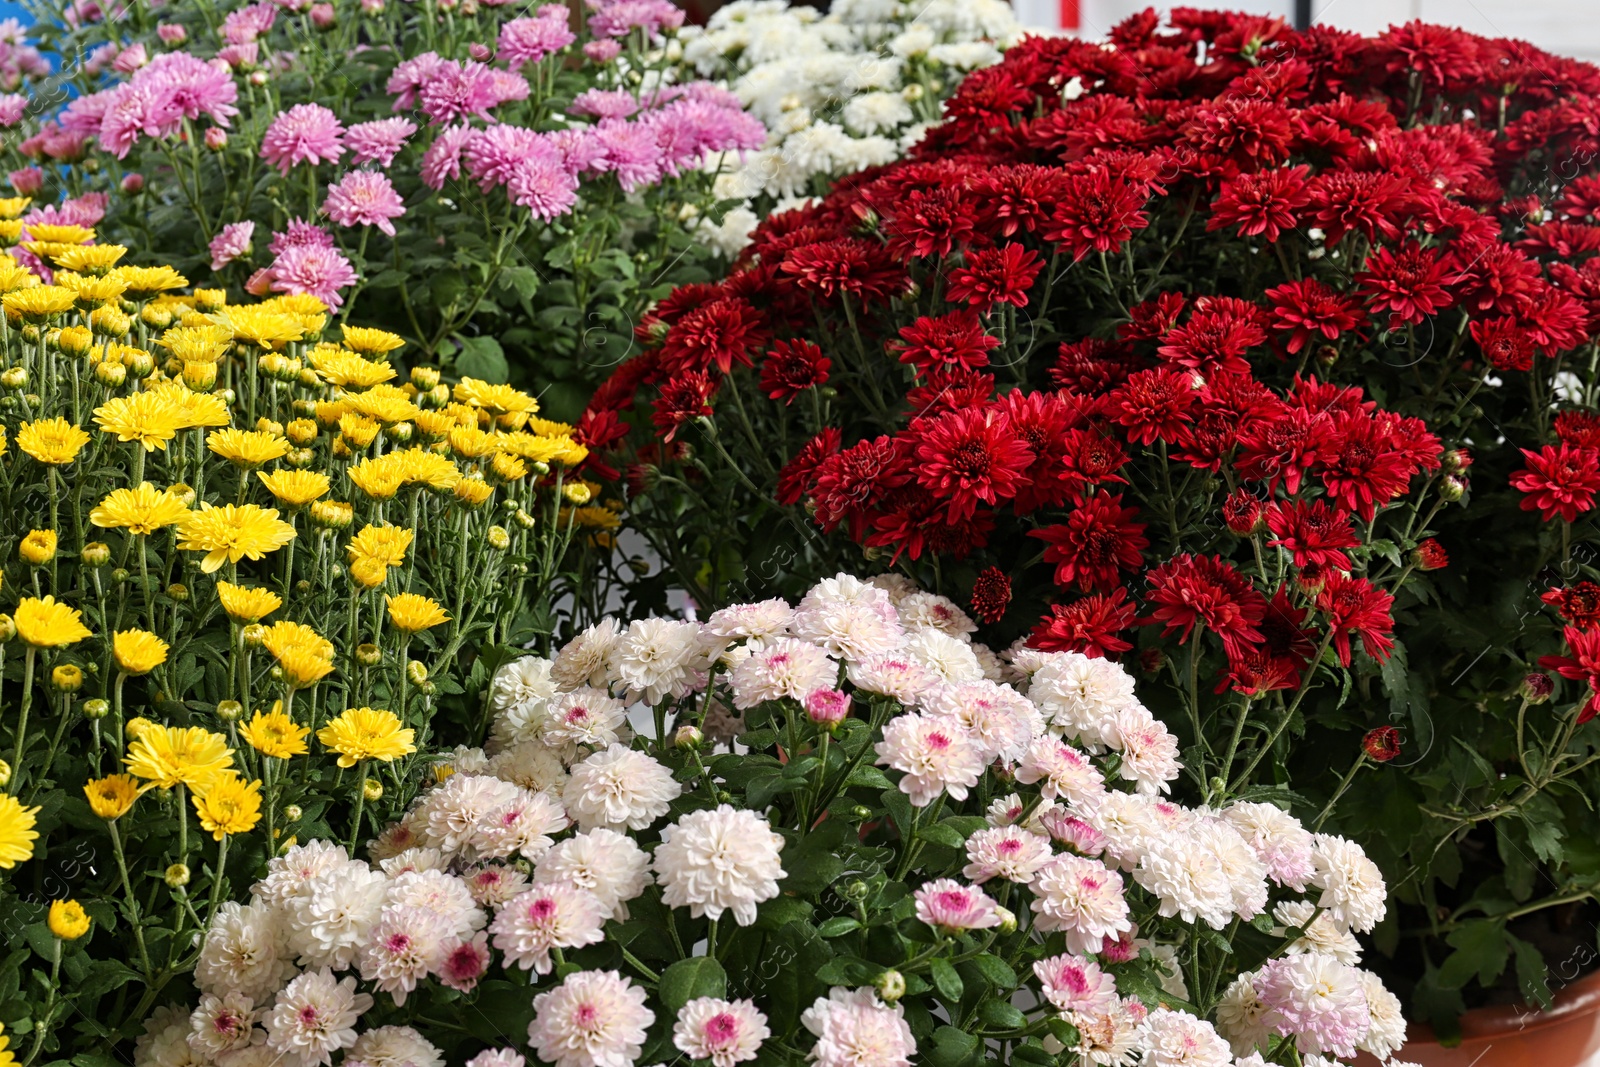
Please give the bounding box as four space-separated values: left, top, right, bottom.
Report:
679 0 1021 255
147 574 1409 1067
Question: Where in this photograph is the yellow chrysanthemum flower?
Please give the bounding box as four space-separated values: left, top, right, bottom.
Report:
341 325 405 356
498 432 564 464
16 417 89 465
26 223 93 245
60 270 128 309
276 645 336 689
216 581 283 623
177 503 297 573
47 899 91 940
14 596 92 648
261 620 336 662
125 724 234 791
454 478 496 507
258 469 331 507
90 482 191 535
413 410 458 439
19 529 56 567
113 630 169 675
0 195 32 219
115 264 188 299
93 391 186 451
225 306 304 349
310 345 396 389
342 383 420 424
3 284 75 323
146 381 231 429
551 438 589 467
318 706 416 767
265 292 329 317
207 428 290 468
241 704 310 759
490 452 528 482
347 523 413 571
0 794 39 869
338 412 382 449
526 416 576 437
394 447 460 491
566 505 624 530
84 774 142 820
454 378 539 429
53 243 126 275
386 592 450 633
192 773 263 840
154 323 233 364
447 425 500 460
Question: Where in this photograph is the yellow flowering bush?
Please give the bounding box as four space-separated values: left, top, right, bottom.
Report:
0 230 619 1059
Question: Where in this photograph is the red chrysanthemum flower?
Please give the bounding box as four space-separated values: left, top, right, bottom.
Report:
1555 410 1600 449
911 407 1035 520
1319 411 1421 521
1157 303 1269 378
573 408 628 480
867 485 997 562
1356 242 1456 328
1557 175 1600 220
1306 171 1410 246
907 368 997 419
1043 170 1151 262
1030 491 1149 593
1452 241 1542 317
1469 316 1536 372
1108 368 1196 447
1511 443 1600 522
810 435 910 539
945 243 1044 310
999 390 1084 513
759 339 830 404
1538 626 1600 722
1145 553 1268 656
891 310 1001 374
1266 499 1361 570
883 186 983 260
656 298 770 376
1412 538 1449 570
651 371 718 442
1542 582 1600 630
1119 292 1187 343
1208 165 1311 242
1062 427 1130 489
1182 97 1296 172
780 238 908 303
1362 726 1401 762
776 427 841 506
1317 571 1395 665
1050 337 1139 393
1028 588 1138 658
974 165 1070 237
1222 489 1267 534
1219 584 1317 695
970 566 1012 624
1234 406 1335 494
1265 278 1365 354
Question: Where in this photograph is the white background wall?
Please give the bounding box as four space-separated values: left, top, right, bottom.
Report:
1009 0 1600 64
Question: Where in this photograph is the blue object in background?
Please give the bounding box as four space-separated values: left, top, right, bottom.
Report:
0 3 29 26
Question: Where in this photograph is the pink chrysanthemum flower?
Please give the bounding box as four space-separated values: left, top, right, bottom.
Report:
674 997 770 1067
1028 853 1133 955
875 713 984 807
913 878 1002 935
584 39 622 63
387 51 447 109
261 103 344 174
209 220 254 271
345 117 417 167
962 825 1053 884
323 170 407 236
528 970 655 1067
499 7 576 68
438 931 492 992
588 0 684 38
508 157 579 221
570 89 640 121
269 217 336 255
419 60 502 126
1034 953 1120 1017
270 243 357 307
1255 954 1370 1059
358 904 448 1006
1015 736 1107 811
421 123 475 189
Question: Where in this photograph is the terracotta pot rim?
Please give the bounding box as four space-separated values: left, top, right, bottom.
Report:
1406 966 1600 1043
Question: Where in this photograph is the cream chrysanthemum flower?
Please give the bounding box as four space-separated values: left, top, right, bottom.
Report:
563 744 682 832
674 998 771 1067
489 881 607 975
528 970 654 1067
264 968 373 1065
654 805 785 926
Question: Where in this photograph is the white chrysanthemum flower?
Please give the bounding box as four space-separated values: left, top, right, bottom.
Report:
480 787 572 862
1196 816 1270 921
1069 997 1147 1067
1029 853 1132 954
1215 971 1272 1057
466 1051 526 1067
730 637 837 708
488 740 569 794
1089 791 1169 871
801 988 915 1067
1033 953 1118 1017
903 628 985 684
528 970 655 1067
1104 705 1180 795
921 680 1042 764
674 997 771 1067
1256 953 1370 1058
986 793 1026 826
265 968 373 1067
359 905 448 1006
187 991 259 1059
136 1005 199 1067
970 642 1005 682
195 901 296 1003
348 1026 444 1067
848 653 939 704
1357 970 1406 1061
551 618 621 691
655 805 785 926
866 573 920 605
706 598 795 640
962 825 1053 884
416 774 524 859
493 656 559 713
367 816 424 862
875 713 984 807
435 744 491 778
1140 1008 1233 1067
377 846 448 877
544 689 629 753
1015 737 1106 812
1310 834 1386 933
385 868 486 938
799 576 901 626
1027 652 1137 749
928 41 1002 69
897 591 977 638
490 881 607 975
462 863 531 908
608 617 708 705
254 840 352 910
535 828 653 920
565 744 683 831
1273 900 1362 964
1223 802 1316 890
841 91 914 135
1134 833 1236 930
285 862 389 971
796 599 906 663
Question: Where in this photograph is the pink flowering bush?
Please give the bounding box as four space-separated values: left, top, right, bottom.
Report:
10 0 765 415
143 573 1412 1067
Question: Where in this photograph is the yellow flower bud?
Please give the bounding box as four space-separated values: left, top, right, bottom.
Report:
487 525 510 550
20 529 57 566
47 899 91 940
356 643 382 667
51 664 84 692
164 863 190 887
93 359 127 387
362 778 384 801
217 700 243 722
83 698 110 719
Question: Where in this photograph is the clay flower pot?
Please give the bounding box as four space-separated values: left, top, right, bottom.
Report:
1356 969 1600 1067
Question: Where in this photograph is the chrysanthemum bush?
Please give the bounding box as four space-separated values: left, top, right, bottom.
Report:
8 0 766 413
586 8 1600 1029
149 572 1409 1067
677 0 1021 257
0 227 616 1061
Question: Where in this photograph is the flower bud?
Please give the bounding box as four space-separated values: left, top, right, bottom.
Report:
407 660 428 685
56 325 93 358
1522 672 1554 704
203 126 228 151
1221 490 1266 535
83 698 110 720
286 447 316 468
674 724 703 749
994 906 1018 934
94 359 127 387
1410 538 1448 571
411 366 440 390
140 303 174 331
121 172 145 195
514 508 536 530
52 664 84 692
0 616 12 644
167 582 189 603
165 863 191 888
1444 448 1472 473
241 623 268 648
310 500 354 530
357 643 382 667
362 777 383 801
310 2 336 28
1441 475 1468 502
168 483 197 507
805 688 851 728
20 529 56 566
123 349 156 378
110 568 130 585
283 804 303 821
0 760 10 787
0 367 24 390
874 970 906 1004
563 482 593 505
181 360 217 391
1362 725 1401 762
217 700 243 722
487 525 510 550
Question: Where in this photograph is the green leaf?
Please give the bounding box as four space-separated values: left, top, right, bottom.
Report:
1511 934 1554 1009
658 957 728 1013
925 1025 981 1067
817 917 861 938
754 897 814 931
929 957 964 1002
844 765 894 790
978 1000 1027 1029
1437 919 1510 990
969 952 1017 989
500 265 541 300
456 335 509 383
918 823 966 849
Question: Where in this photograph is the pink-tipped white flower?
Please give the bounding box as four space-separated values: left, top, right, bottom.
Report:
875 713 984 807
264 968 373 1066
913 879 1001 934
359 904 448 1006
535 828 653 921
962 825 1053 884
1255 953 1370 1059
1015 737 1106 812
1028 853 1132 955
438 931 493 993
467 1052 526 1067
528 970 654 1067
673 997 771 1067
564 744 682 832
1033 954 1119 1018
801 988 915 1067
1139 1008 1233 1067
730 637 838 708
490 881 607 974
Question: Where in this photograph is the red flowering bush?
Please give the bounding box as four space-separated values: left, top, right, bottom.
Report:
583 6 1600 1035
